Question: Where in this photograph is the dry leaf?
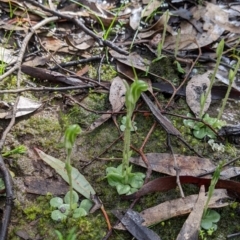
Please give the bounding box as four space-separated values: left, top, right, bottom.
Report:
176 185 206 240
0 46 18 64
130 6 142 30
3 96 42 119
110 50 149 72
130 153 215 176
115 189 229 230
109 76 126 112
142 0 162 18
186 71 212 117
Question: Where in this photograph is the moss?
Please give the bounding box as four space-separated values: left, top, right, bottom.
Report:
149 57 180 85
88 64 117 81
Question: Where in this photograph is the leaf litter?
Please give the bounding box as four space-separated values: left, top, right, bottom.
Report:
0 0 240 239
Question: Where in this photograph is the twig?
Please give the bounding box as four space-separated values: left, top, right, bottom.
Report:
197 155 240 177
24 0 128 55
0 154 14 240
0 16 58 81
49 56 102 70
0 85 93 94
167 134 185 198
97 54 105 83
0 96 19 240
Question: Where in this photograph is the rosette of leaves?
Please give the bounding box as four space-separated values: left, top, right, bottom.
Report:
106 164 145 195
183 113 226 139
50 190 92 221
201 209 220 231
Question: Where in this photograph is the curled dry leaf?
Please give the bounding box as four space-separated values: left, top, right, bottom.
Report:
66 33 95 50
186 71 212 117
123 176 240 200
0 96 42 119
130 6 142 30
109 76 126 112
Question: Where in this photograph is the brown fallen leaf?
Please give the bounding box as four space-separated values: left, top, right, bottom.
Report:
122 176 240 200
110 50 149 72
176 185 206 240
130 153 215 176
220 167 240 179
24 176 69 195
115 189 229 230
186 71 212 117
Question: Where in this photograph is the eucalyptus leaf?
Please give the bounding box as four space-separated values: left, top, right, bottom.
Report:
35 148 95 199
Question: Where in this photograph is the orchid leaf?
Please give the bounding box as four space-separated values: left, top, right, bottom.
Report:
35 148 95 199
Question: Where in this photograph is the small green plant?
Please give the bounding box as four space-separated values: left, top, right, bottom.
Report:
55 227 78 240
49 124 93 221
199 229 206 240
106 78 148 195
2 145 27 157
156 10 169 59
199 39 224 118
183 113 226 139
120 116 137 132
50 193 92 221
64 124 81 210
174 29 185 74
200 163 223 233
217 56 240 120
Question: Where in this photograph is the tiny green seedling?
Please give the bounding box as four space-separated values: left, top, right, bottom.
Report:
183 113 226 139
55 227 78 240
217 56 240 120
200 163 223 232
2 145 27 157
106 78 148 195
199 39 225 118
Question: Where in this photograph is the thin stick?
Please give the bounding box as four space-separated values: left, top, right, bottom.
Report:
24 0 128 55
167 134 185 198
0 85 93 94
0 16 58 81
